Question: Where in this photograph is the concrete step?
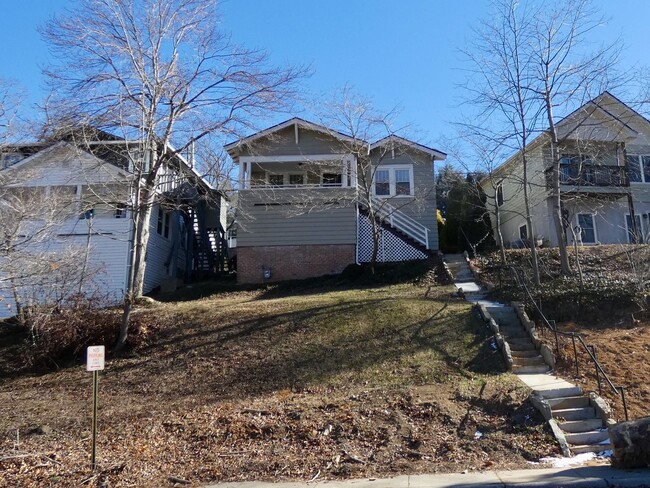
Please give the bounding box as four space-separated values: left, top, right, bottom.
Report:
513 364 550 374
500 328 529 339
552 407 596 421
536 385 583 399
507 337 537 347
492 317 523 329
513 356 546 367
511 349 540 358
570 443 612 455
564 430 609 446
559 418 604 433
486 307 514 315
547 396 591 410
508 342 537 352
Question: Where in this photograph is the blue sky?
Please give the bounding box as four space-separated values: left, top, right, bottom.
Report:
1 0 649 158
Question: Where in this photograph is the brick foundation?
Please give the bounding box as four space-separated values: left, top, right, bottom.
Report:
237 244 356 284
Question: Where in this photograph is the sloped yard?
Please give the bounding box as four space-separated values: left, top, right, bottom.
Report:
0 282 557 487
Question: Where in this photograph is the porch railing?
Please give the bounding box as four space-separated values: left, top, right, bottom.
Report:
370 196 429 249
545 164 628 188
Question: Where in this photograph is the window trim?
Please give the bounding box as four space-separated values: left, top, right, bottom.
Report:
519 223 528 241
372 164 414 198
625 213 645 244
576 213 597 245
626 154 650 184
496 183 504 207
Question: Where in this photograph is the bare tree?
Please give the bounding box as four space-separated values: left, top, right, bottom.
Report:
531 0 620 276
461 0 543 285
316 88 436 271
41 0 305 350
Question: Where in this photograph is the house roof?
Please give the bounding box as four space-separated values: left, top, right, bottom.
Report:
371 135 446 160
485 91 648 182
224 117 359 156
224 117 446 161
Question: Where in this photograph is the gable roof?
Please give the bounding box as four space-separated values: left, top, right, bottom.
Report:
224 117 446 161
370 135 446 160
486 91 649 181
224 117 358 156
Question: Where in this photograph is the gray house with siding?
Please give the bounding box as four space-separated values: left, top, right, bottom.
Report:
481 92 650 249
0 133 224 318
225 118 446 284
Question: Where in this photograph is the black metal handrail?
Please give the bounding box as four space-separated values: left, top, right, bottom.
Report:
505 264 629 421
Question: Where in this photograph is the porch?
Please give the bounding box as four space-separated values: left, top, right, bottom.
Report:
238 155 357 190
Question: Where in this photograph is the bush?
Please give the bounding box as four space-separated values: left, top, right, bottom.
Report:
20 303 160 370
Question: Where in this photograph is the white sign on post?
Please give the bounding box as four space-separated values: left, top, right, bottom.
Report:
86 346 105 372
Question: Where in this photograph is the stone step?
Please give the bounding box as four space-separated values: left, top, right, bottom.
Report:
547 396 591 410
570 443 612 455
511 349 540 358
513 356 546 367
559 418 604 433
513 364 550 374
553 407 596 421
486 307 514 315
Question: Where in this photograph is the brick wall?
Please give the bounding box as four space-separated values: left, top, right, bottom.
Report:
237 244 356 284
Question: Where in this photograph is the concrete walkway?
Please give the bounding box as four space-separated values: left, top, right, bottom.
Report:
207 466 650 488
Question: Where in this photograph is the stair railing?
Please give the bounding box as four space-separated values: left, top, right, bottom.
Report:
368 196 429 248
505 264 629 421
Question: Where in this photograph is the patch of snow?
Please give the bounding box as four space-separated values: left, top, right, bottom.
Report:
539 452 596 468
474 430 483 440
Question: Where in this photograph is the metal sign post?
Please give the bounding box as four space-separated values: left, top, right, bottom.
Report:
86 345 105 470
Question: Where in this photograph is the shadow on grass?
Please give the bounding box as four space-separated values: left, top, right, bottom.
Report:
106 290 505 402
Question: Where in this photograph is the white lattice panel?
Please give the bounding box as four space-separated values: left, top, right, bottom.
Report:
357 213 428 263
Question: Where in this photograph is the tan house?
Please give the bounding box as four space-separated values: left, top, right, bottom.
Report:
481 92 650 248
225 118 446 283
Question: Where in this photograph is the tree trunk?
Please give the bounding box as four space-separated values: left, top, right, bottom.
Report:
494 204 507 265
522 151 541 286
544 98 572 276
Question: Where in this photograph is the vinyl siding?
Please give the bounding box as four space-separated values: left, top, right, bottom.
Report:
238 126 350 157
371 147 438 249
237 188 357 247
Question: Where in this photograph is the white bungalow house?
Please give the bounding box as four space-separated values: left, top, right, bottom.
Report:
0 131 225 319
225 118 446 283
481 92 650 248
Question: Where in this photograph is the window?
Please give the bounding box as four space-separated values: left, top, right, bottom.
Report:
560 154 592 182
395 169 411 195
374 169 390 196
322 173 342 186
157 206 170 238
626 155 650 183
373 165 413 197
577 214 596 244
268 174 284 187
115 203 127 219
519 224 528 241
289 174 304 185
496 184 504 207
626 214 644 244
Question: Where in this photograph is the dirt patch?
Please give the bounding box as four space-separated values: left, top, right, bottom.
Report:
551 321 650 421
0 284 558 487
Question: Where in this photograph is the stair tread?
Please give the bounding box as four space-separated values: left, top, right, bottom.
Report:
559 419 604 433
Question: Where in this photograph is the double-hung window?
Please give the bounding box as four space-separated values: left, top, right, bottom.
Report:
373 165 413 197
626 155 650 183
577 214 596 244
626 214 644 244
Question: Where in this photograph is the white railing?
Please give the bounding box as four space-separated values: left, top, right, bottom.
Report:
369 196 429 249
